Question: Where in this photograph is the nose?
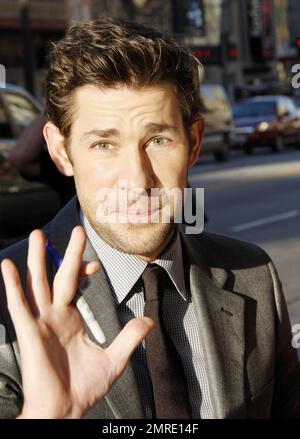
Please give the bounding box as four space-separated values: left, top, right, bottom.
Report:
121 149 156 191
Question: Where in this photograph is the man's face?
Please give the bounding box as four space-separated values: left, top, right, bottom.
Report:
47 83 203 259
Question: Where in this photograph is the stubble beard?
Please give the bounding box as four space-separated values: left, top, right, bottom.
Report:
81 197 177 257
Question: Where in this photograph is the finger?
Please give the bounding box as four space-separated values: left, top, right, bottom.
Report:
106 317 154 378
52 226 87 306
1 259 35 336
79 261 101 278
78 261 101 287
27 230 51 314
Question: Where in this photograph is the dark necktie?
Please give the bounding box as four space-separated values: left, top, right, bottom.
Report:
141 263 192 419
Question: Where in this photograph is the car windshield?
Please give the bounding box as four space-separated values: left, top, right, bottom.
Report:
200 84 231 112
293 97 300 108
233 101 276 118
1 92 39 131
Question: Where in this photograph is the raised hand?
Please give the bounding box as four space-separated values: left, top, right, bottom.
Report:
0 226 153 419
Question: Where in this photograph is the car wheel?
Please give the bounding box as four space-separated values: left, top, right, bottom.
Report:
214 137 230 162
272 135 284 152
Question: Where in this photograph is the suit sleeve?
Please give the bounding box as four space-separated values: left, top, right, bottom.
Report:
268 260 300 418
0 243 28 418
0 304 23 418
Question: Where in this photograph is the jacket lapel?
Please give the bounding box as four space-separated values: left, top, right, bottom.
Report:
46 199 248 418
78 240 145 418
180 228 247 418
46 198 145 418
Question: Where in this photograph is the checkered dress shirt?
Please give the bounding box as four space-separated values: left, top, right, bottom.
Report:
80 210 214 418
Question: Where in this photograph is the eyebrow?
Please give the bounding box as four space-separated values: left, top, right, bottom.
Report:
80 123 179 143
144 122 179 134
80 129 119 142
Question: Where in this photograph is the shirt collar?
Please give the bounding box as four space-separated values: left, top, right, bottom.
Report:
79 209 188 304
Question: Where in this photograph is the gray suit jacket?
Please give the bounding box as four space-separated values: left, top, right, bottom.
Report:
0 197 300 419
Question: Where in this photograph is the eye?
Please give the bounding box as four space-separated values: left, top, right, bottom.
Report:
92 142 114 151
148 137 170 147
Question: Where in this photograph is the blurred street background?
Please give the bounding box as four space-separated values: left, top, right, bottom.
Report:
0 0 299 327
190 148 300 328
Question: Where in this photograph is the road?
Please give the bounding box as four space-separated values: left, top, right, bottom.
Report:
189 148 300 332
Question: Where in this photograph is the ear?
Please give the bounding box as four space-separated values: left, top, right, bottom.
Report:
187 116 205 168
43 122 74 176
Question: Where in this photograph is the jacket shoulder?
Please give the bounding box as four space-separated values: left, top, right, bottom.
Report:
0 237 29 265
182 228 271 271
199 231 270 267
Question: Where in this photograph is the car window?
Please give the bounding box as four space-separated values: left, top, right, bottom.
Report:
233 101 276 118
200 85 230 113
278 98 292 116
277 101 285 116
0 99 13 139
1 92 39 132
293 96 300 108
284 98 296 113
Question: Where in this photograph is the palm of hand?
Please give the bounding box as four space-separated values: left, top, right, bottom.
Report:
1 226 153 418
20 304 112 418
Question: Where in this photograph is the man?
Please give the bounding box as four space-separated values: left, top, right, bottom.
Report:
0 18 300 419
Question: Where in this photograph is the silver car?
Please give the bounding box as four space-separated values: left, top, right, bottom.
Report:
0 84 61 247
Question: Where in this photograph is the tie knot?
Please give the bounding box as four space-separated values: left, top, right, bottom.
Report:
142 263 166 302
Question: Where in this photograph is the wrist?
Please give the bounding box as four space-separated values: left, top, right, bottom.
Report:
17 403 84 419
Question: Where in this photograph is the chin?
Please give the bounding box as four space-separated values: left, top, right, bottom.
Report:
91 219 175 255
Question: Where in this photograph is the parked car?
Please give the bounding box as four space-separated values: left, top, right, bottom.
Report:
232 95 300 154
199 83 233 162
292 94 300 110
0 84 61 246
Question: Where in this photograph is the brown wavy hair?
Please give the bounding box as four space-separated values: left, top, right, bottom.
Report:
45 18 202 139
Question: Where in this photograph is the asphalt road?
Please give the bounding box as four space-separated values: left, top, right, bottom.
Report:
189 148 300 333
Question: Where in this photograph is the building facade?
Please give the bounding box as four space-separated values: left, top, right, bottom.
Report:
0 0 298 101
0 0 67 98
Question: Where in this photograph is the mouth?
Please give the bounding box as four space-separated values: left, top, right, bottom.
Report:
98 192 171 223
116 206 161 220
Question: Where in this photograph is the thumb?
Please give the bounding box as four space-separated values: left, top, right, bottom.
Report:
106 317 154 379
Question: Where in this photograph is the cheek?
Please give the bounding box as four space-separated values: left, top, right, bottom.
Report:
154 154 188 188
72 157 116 196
